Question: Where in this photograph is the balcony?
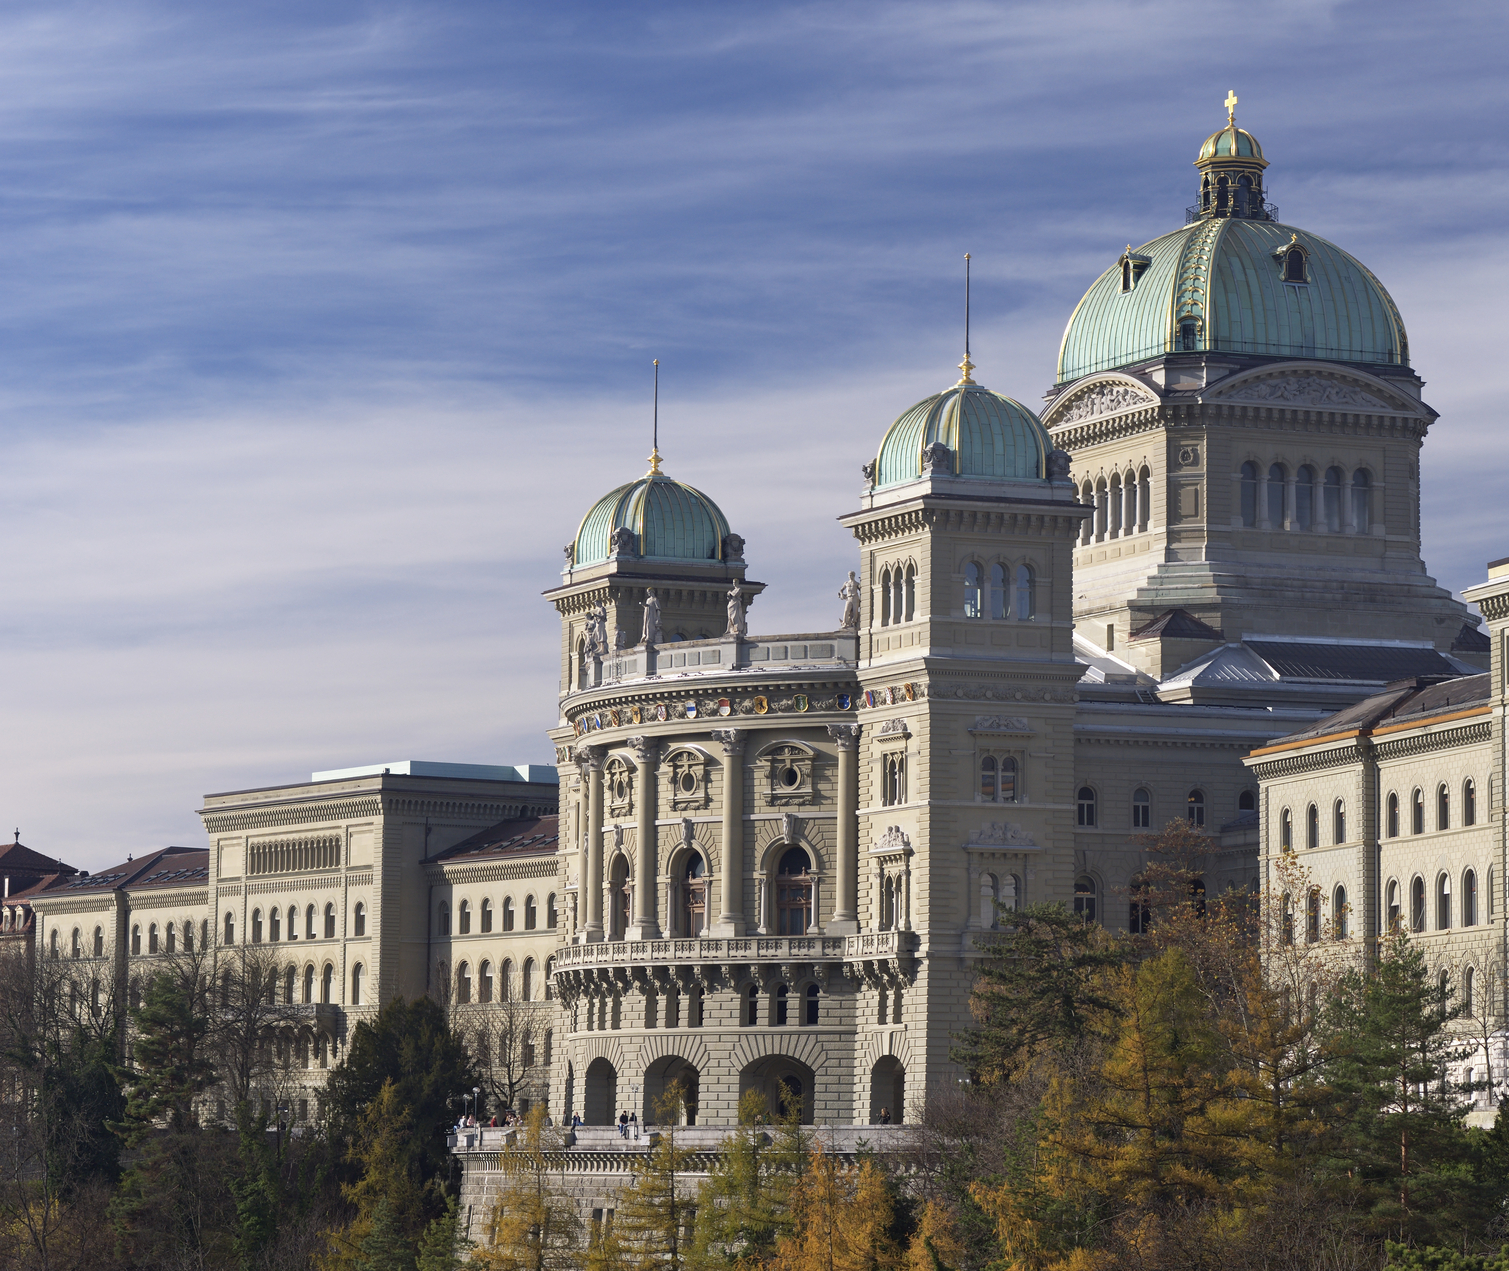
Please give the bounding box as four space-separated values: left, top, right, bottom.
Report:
551 928 913 974
1185 196 1279 225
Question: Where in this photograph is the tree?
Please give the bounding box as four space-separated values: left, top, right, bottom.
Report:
416 1192 473 1271
771 1147 902 1271
210 941 306 1115
471 1105 580 1271
612 1083 700 1271
955 903 1126 1085
464 994 542 1116
692 1089 788 1267
355 1195 417 1271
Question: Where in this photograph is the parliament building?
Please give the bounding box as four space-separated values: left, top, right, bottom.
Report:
21 102 1506 1218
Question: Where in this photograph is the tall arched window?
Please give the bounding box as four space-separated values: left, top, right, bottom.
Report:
1284 247 1307 282
805 983 819 1026
94 926 104 958
249 912 261 944
1465 779 1478 827
964 563 983 619
438 902 451 936
1079 483 1094 544
1411 876 1426 932
523 958 535 1002
504 898 516 931
776 848 813 937
525 895 538 930
1267 464 1286 527
904 565 916 622
775 984 789 1026
1132 788 1151 829
479 898 492 933
1077 787 1097 827
1412 789 1425 835
303 964 314 1003
989 563 1007 619
980 756 1017 803
285 907 296 942
479 961 493 1003
457 962 472 1004
1386 880 1400 933
353 903 366 937
1323 466 1343 531
225 913 235 945
980 756 997 801
1437 873 1452 930
321 963 334 1004
1280 894 1294 945
1306 804 1319 850
1108 473 1122 536
351 963 364 1006
1333 885 1348 939
1464 869 1478 927
1437 784 1450 831
684 854 707 937
1387 792 1399 838
166 922 177 953
745 985 760 1027
1187 789 1206 826
306 904 316 938
880 567 892 626
1306 889 1321 943
269 910 280 942
1465 965 1476 1015
458 900 471 935
1333 799 1346 844
882 754 906 806
284 966 295 1004
1239 462 1258 526
1015 565 1035 620
131 925 141 956
892 568 905 625
324 904 336 939
1073 876 1098 924
547 893 558 928
1351 470 1371 533
501 959 515 1001
1280 808 1292 852
1295 466 1315 530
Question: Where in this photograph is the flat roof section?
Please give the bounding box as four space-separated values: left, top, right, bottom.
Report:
310 760 558 784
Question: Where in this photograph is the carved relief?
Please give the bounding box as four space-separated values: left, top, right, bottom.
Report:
967 822 1037 847
971 715 1033 733
875 825 911 854
1217 374 1396 410
1052 381 1157 425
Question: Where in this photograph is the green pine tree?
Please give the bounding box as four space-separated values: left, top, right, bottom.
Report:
613 1083 700 1271
692 1089 785 1267
356 1195 417 1271
416 1192 472 1271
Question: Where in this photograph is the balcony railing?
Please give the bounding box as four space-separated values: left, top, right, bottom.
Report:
1185 197 1279 225
552 929 912 973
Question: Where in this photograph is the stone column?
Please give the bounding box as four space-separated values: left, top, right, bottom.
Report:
628 736 660 939
1284 473 1297 531
1256 469 1271 529
581 746 606 942
711 728 747 935
1123 478 1137 537
827 724 860 933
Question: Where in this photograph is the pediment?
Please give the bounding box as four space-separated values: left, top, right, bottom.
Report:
1044 375 1160 428
1208 365 1419 413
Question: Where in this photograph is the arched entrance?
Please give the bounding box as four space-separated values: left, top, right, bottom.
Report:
776 847 813 936
740 1056 814 1124
644 1055 700 1125
584 1057 617 1126
609 855 631 940
869 1056 905 1124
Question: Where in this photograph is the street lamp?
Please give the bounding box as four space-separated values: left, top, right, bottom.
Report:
473 1086 482 1126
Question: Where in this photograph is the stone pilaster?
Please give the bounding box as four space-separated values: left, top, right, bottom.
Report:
581 746 606 942
827 723 860 933
628 736 660 939
711 729 747 935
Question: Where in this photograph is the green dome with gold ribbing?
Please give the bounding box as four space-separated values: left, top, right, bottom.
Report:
571 453 732 568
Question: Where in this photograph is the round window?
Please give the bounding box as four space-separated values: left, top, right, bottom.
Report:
679 771 697 794
781 766 800 788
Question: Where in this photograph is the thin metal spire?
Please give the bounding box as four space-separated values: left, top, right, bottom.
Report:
957 253 976 385
647 358 663 475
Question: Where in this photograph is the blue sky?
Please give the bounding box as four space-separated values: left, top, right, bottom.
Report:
1 0 1505 867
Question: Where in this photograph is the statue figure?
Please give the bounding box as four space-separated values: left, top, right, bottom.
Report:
726 582 747 638
838 571 861 630
722 532 745 560
584 604 609 657
641 588 662 646
610 526 636 557
1047 448 1072 481
923 440 952 475
861 460 876 484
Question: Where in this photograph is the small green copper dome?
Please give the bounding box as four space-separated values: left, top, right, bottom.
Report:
1057 219 1409 383
874 381 1049 489
1198 123 1264 161
572 471 732 568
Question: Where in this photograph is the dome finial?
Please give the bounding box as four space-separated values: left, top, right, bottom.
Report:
1224 88 1238 126
646 358 663 476
956 253 976 385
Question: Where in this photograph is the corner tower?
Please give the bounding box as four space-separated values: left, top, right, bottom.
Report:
1044 97 1477 679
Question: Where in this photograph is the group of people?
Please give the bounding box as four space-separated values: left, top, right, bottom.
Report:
455 1108 535 1130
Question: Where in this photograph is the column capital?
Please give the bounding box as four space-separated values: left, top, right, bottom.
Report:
627 735 660 766
579 744 607 771
826 723 861 751
710 728 748 756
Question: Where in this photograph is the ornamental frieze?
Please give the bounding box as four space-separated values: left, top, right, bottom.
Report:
1212 373 1401 411
1049 380 1158 426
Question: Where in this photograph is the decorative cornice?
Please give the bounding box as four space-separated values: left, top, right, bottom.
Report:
425 859 560 885
1245 741 1365 781
201 797 383 834
1374 720 1491 763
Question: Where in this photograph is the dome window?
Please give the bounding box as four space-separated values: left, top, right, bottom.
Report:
1274 235 1310 284
1118 249 1151 293
1179 322 1198 352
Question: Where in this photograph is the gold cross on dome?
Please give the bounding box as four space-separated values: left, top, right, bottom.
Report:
1224 89 1238 122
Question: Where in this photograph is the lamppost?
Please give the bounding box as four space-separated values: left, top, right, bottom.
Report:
276 1103 289 1158
473 1086 482 1127
629 1082 641 1138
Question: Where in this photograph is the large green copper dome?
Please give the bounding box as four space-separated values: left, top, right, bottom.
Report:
873 380 1049 489
572 470 732 568
1056 217 1409 384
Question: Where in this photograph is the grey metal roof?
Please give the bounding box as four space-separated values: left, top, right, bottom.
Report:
1245 640 1460 683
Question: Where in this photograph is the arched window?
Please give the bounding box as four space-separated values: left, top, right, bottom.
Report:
1123 469 1139 533
745 984 760 1027
805 983 819 1026
303 964 314 1003
1266 464 1285 528
354 903 366 937
989 563 1007 619
1437 784 1450 831
1412 789 1425 835
93 926 104 958
201 919 209 951
1280 894 1294 946
892 568 904 626
1306 804 1318 850
904 565 916 621
545 956 556 1000
882 754 906 807
1411 876 1426 933
351 963 364 1006
1464 964 1476 1015
525 895 538 930
775 984 789 1026
1121 258 1133 291
48 929 58 959
1387 792 1399 838
1187 790 1205 827
1334 885 1348 939
1437 873 1452 930
480 898 493 933
1073 876 1098 924
1351 470 1370 533
547 893 558 928
523 958 535 1002
1333 799 1346 844
286 907 296 943
131 924 141 956
224 913 235 945
479 961 493 1004
1239 789 1256 813
1284 247 1307 283
1386 879 1401 933
1239 462 1258 526
964 562 983 619
324 904 336 939
1465 779 1478 827
1323 467 1343 532
1295 465 1315 530
1280 808 1292 852
684 854 707 937
458 900 471 935
1464 869 1478 927
879 567 892 626
504 898 516 931
457 962 472 1005
166 922 177 953
438 901 451 936
250 911 261 944
501 959 514 1001
980 756 997 801
71 928 81 959
1306 888 1321 943
1077 787 1096 827
321 963 334 1004
777 848 813 936
306 904 316 938
1132 788 1151 829
1180 321 1197 351
269 909 280 942
1236 173 1253 216
1015 565 1035 620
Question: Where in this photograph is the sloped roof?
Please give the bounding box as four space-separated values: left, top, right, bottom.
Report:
49 845 205 895
0 841 76 878
434 815 560 863
1245 640 1463 682
1453 622 1491 653
1254 673 1490 752
1129 608 1224 643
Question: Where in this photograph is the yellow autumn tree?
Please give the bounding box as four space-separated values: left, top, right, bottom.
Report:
470 1104 582 1271
771 1145 902 1271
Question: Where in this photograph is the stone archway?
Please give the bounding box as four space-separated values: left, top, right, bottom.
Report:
584 1056 617 1126
643 1055 700 1126
869 1055 905 1124
740 1055 815 1125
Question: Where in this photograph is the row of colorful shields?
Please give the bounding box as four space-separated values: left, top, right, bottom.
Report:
572 690 868 735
